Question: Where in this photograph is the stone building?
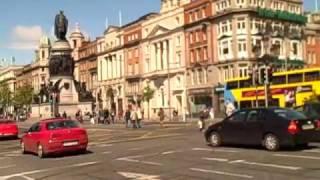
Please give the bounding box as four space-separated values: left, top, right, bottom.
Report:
305 12 320 67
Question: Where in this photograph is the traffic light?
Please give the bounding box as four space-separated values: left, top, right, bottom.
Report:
259 68 266 85
267 67 273 83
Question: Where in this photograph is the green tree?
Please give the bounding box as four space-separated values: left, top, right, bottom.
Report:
143 85 155 121
13 84 33 110
0 82 12 115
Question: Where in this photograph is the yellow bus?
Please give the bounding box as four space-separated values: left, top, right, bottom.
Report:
224 68 320 108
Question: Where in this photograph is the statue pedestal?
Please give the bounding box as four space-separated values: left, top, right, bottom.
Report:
50 76 79 104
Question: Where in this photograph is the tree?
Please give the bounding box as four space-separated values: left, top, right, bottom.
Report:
13 84 33 111
143 85 155 121
0 82 12 115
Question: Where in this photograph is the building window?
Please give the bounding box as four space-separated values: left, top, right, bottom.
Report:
190 32 193 44
204 47 208 60
198 69 204 84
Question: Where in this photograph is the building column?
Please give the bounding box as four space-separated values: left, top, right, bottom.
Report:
156 43 161 71
152 43 156 71
163 40 168 70
169 39 173 68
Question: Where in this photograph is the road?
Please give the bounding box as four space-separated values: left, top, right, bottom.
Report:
0 123 320 180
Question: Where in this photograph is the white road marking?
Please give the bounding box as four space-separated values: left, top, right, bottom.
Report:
192 147 239 153
302 149 320 153
102 151 112 154
129 147 144 151
0 150 20 155
203 157 229 162
97 144 113 147
229 160 301 170
190 168 253 179
117 157 162 166
0 165 16 169
274 154 320 160
0 161 99 180
118 172 160 180
161 150 183 155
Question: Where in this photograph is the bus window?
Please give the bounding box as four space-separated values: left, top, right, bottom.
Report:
288 73 303 84
240 79 252 88
305 71 320 82
272 75 286 85
226 81 238 90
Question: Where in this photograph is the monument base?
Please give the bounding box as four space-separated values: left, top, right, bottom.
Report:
50 76 79 104
31 102 92 119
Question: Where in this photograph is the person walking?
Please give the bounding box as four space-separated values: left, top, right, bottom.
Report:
62 111 67 118
198 107 209 132
158 108 165 128
130 107 138 129
136 106 143 128
209 107 215 121
124 107 131 128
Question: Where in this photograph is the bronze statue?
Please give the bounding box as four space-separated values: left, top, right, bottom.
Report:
54 11 68 40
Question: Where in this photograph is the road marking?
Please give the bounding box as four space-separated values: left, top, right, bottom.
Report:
117 157 163 166
192 147 239 153
97 144 113 147
0 161 99 180
203 157 229 162
302 149 320 153
229 160 301 170
118 172 160 180
190 168 253 179
161 150 183 155
129 147 144 151
0 150 20 155
274 154 320 160
102 151 112 154
0 165 16 169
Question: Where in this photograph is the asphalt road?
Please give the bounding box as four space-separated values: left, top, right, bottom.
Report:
0 123 320 180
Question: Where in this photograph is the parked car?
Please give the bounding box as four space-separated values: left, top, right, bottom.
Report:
0 120 19 139
21 118 88 158
294 102 320 141
204 108 319 151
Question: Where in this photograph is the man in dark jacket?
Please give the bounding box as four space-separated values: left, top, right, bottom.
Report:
125 108 131 128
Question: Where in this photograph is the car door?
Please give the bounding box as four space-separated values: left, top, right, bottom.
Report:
244 109 264 145
25 123 42 152
220 110 247 144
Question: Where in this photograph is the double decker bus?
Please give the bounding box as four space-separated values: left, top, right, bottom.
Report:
224 68 320 109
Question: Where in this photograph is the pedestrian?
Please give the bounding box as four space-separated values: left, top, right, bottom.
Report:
198 107 209 132
124 107 131 128
209 107 215 121
90 114 95 125
111 110 115 124
63 111 67 118
130 107 138 129
104 109 110 124
136 106 143 128
158 108 165 128
225 100 235 117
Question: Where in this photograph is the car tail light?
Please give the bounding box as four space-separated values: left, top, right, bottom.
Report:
316 120 320 129
288 120 299 135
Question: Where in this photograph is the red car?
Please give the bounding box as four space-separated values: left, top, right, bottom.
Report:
21 119 88 158
0 120 19 139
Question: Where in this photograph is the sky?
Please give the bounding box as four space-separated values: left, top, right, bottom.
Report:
0 0 317 65
0 0 160 65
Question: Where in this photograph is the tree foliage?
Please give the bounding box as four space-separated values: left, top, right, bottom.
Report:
0 82 12 109
143 85 155 102
13 84 33 108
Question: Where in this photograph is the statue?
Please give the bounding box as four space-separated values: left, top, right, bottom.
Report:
54 11 68 40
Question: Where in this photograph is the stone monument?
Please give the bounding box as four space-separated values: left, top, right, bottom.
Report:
31 11 93 118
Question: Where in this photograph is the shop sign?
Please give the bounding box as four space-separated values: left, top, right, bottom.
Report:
257 8 307 24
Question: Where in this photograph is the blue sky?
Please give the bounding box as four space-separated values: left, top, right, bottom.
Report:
0 0 160 65
0 0 317 65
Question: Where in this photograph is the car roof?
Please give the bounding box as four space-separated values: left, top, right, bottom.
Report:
40 118 71 124
239 107 288 111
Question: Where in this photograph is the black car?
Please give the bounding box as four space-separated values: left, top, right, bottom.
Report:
294 103 320 141
205 108 318 151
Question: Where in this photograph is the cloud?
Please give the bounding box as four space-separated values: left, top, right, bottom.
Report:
8 25 45 50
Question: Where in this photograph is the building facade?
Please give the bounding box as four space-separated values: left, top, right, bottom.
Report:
16 36 51 92
305 12 320 67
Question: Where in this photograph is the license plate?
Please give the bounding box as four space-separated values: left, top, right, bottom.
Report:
63 141 79 147
302 124 315 130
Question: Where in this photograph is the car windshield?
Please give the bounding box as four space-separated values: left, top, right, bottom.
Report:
46 120 79 130
273 109 308 120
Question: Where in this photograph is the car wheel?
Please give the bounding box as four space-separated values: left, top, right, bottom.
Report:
37 144 46 158
264 134 280 151
209 132 222 147
21 141 26 154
